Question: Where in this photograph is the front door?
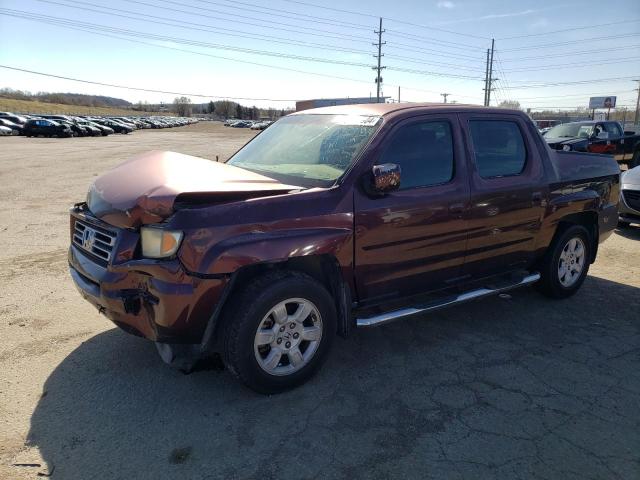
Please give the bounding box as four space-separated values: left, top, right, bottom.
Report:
459 114 548 279
354 114 470 304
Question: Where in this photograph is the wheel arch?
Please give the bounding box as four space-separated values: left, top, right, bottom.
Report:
554 211 599 263
200 254 353 354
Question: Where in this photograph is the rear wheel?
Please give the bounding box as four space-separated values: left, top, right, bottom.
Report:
537 225 591 299
222 271 336 394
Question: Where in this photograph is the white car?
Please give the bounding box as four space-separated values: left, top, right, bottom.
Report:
0 125 13 136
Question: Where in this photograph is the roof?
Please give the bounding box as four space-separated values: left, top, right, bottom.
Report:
290 102 518 117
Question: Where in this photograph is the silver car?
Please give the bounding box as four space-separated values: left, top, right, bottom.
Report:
619 166 640 227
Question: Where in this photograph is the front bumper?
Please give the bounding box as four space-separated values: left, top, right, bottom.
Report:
68 211 228 343
619 188 640 224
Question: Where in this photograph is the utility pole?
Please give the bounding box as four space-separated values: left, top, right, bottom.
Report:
441 93 450 103
483 48 490 106
634 79 640 125
486 38 495 106
372 17 386 103
398 86 401 103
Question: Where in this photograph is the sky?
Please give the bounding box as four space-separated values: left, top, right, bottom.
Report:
0 0 639 110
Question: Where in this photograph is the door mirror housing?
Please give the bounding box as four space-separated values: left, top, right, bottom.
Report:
368 163 401 195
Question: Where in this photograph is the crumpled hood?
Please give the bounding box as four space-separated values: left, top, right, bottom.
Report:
87 150 300 228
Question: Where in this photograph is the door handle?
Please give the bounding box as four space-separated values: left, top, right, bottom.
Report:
531 192 543 206
449 203 465 214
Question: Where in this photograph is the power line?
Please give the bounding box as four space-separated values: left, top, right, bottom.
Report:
498 18 640 39
127 0 372 43
383 30 486 51
154 0 487 53
501 56 640 73
3 19 378 86
5 9 488 82
188 0 372 30
385 42 482 61
500 32 640 52
388 65 483 81
511 90 637 100
33 0 373 54
0 65 298 101
499 45 640 62
1 9 373 68
3 12 452 98
276 0 490 39
503 76 640 89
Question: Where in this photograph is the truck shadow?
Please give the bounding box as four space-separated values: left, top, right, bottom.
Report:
27 275 640 479
615 225 640 240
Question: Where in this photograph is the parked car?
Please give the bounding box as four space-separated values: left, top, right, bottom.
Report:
544 120 640 168
250 121 272 130
0 125 12 136
87 121 114 136
0 118 23 135
619 166 640 227
56 119 90 137
0 114 28 125
93 119 133 134
23 119 73 137
68 104 620 393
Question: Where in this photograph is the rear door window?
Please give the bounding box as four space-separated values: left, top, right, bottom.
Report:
379 120 454 189
604 122 621 137
469 120 527 178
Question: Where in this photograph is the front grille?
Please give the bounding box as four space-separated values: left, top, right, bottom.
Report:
73 219 117 262
623 190 640 212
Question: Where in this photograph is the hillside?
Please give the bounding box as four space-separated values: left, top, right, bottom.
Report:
0 97 163 116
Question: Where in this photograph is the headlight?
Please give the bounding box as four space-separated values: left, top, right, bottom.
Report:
562 144 571 152
140 227 183 258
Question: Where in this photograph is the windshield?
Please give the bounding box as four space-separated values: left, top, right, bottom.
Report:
546 123 594 138
227 114 381 188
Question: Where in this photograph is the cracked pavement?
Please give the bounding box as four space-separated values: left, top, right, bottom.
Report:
1 125 639 479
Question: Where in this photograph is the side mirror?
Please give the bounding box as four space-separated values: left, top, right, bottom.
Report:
369 163 401 195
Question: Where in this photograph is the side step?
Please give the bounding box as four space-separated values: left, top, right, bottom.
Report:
356 273 540 328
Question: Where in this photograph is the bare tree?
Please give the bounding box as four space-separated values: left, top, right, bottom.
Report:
216 100 235 118
173 96 192 117
498 100 521 110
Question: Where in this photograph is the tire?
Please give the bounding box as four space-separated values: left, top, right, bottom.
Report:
536 225 591 299
222 271 337 394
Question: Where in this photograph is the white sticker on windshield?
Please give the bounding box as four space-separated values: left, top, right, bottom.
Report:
331 115 380 126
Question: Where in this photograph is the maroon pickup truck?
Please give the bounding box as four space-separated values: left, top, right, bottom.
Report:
69 104 620 393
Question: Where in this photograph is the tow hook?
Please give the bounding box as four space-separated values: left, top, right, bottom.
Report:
121 290 158 315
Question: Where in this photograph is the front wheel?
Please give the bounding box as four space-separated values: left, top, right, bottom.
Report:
537 225 591 299
222 271 336 394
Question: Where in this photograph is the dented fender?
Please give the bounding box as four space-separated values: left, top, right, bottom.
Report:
179 227 354 276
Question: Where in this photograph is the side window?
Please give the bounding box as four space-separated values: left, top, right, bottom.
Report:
379 121 454 189
604 123 621 137
594 124 608 139
469 120 526 178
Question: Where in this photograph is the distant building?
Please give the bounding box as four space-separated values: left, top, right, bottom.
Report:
296 97 390 112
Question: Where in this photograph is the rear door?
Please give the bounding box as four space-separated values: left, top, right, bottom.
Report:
458 113 548 279
354 114 470 303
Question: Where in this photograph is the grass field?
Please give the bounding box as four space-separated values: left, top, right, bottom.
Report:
0 97 166 116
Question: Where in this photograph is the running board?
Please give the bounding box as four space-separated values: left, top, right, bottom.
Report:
356 273 541 328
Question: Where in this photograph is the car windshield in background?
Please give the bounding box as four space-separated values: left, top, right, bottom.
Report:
546 123 593 138
227 114 381 188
